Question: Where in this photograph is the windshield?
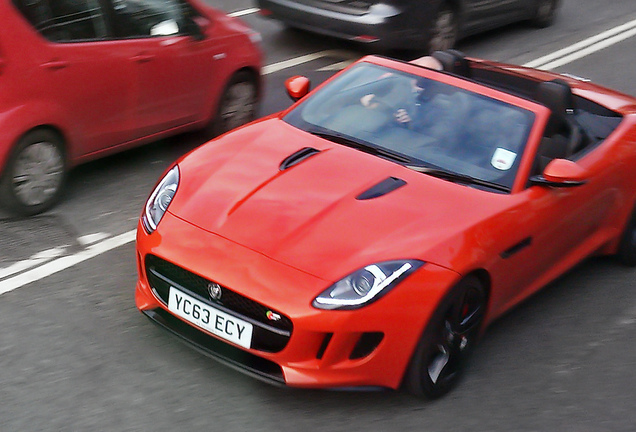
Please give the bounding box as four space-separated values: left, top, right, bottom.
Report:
284 63 535 191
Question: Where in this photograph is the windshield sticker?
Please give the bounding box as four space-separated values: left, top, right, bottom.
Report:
491 148 517 171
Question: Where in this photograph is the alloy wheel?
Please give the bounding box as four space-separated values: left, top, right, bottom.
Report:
218 80 257 134
13 140 64 207
426 283 485 386
429 6 457 52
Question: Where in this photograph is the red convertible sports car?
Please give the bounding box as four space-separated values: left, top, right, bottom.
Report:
135 50 636 398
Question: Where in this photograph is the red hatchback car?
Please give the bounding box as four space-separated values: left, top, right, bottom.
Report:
0 0 262 216
135 51 636 398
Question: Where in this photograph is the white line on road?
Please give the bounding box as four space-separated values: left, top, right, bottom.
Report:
0 247 67 280
228 8 259 18
0 231 136 296
263 50 357 75
523 18 636 69
1 19 636 295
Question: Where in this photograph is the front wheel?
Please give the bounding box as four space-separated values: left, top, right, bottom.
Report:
403 275 486 398
0 129 66 216
427 4 458 53
207 72 258 138
531 0 558 28
617 204 636 266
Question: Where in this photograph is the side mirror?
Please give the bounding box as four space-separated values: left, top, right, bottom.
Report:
285 76 310 102
530 158 588 187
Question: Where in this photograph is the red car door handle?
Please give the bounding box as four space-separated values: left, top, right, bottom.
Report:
41 60 69 70
131 53 155 63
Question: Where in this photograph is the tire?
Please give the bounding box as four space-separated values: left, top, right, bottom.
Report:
427 4 458 53
530 0 558 28
617 204 636 266
207 71 258 138
403 275 486 398
0 129 66 216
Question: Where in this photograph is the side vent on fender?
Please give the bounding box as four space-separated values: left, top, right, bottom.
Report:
279 147 321 171
356 177 407 200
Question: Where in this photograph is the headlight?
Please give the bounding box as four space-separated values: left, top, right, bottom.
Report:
142 165 179 233
312 260 423 310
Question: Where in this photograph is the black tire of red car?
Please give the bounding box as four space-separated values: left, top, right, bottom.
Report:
531 0 558 28
403 275 486 398
427 4 458 53
617 204 636 266
207 71 258 138
0 129 66 217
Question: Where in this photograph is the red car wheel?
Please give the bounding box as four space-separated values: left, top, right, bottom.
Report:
0 129 66 216
208 72 258 137
404 275 486 398
618 204 636 266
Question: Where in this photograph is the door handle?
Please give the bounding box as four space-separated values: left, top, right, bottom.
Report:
131 52 155 63
41 60 69 70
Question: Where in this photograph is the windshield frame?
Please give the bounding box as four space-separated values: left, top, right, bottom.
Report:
283 57 551 194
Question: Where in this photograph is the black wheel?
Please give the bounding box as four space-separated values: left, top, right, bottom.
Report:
427 4 458 53
0 129 66 216
207 72 258 138
617 204 636 266
531 0 558 28
404 275 486 398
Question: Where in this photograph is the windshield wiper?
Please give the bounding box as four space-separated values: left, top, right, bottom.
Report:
310 130 413 164
406 165 510 193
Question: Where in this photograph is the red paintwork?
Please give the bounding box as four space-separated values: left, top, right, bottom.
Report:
136 55 636 390
543 158 589 183
0 0 261 175
284 76 311 101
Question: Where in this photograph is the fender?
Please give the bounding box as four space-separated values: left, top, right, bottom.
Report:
0 99 78 174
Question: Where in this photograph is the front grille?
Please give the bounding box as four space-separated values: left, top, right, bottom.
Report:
145 255 293 353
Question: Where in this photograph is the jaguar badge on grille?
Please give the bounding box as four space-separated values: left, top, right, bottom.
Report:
266 311 281 321
208 282 222 301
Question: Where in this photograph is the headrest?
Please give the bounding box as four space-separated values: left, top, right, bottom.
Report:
431 50 470 77
535 79 574 116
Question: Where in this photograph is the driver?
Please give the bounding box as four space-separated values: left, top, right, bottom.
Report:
359 55 444 126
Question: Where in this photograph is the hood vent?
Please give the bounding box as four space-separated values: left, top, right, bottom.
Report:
356 177 407 200
279 147 321 171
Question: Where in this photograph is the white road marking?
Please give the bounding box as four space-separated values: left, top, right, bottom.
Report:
317 59 356 72
2 19 636 294
524 18 636 70
0 231 135 296
0 247 67 280
263 50 357 75
77 232 109 246
228 8 259 18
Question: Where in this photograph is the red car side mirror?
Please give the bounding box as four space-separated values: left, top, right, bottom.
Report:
532 158 589 187
285 76 310 102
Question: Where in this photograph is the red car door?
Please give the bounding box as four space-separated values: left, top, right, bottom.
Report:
133 34 219 136
490 151 618 314
13 0 138 158
108 0 220 138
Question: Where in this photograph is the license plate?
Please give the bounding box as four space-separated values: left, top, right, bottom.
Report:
168 287 253 349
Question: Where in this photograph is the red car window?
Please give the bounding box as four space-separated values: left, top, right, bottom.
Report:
12 0 107 42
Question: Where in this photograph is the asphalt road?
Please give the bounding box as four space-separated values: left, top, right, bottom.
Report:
1 1 635 431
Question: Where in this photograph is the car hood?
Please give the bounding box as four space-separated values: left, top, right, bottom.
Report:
170 119 512 281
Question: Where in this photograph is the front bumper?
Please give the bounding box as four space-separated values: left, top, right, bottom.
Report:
257 0 433 50
135 212 459 390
